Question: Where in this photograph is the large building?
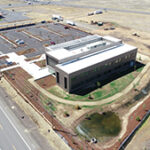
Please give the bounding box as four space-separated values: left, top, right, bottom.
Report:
45 34 137 93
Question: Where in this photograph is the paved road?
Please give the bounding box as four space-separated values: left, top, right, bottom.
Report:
50 1 150 15
1 1 150 16
0 86 54 150
0 105 31 150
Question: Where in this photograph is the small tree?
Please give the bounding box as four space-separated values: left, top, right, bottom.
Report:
97 81 101 87
143 103 146 110
139 56 142 61
88 94 93 99
75 105 81 110
118 138 121 143
64 111 70 117
134 65 136 71
136 116 141 121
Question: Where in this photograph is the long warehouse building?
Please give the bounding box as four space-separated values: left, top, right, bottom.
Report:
45 34 137 93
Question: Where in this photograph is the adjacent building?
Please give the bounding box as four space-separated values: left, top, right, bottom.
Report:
45 34 137 93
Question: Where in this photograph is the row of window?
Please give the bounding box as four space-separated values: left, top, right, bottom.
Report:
71 61 132 89
56 72 67 89
71 52 136 82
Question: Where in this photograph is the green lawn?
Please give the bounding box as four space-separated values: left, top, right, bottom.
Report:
40 94 56 112
48 67 143 102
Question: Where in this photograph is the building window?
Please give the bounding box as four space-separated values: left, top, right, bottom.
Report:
56 72 59 83
119 58 121 62
115 59 118 63
64 77 67 89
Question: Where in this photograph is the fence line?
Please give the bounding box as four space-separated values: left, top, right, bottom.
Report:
118 110 150 150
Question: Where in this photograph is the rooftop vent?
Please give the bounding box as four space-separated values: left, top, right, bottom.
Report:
87 41 106 49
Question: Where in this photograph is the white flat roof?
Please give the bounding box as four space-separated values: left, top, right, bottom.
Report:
49 48 73 60
46 35 109 61
103 36 122 43
56 43 136 74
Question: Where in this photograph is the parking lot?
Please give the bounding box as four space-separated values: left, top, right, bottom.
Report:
0 22 90 58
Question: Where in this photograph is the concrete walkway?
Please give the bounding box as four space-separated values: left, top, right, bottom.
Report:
1 52 52 80
29 61 150 106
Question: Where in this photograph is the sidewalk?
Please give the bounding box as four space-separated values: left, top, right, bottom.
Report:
4 52 52 79
29 62 150 106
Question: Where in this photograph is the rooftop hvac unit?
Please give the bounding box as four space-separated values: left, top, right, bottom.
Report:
87 41 106 49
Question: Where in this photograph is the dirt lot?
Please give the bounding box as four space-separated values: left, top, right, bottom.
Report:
5 0 150 33
36 75 56 89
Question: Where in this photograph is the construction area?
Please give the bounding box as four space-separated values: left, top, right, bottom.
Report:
0 0 150 150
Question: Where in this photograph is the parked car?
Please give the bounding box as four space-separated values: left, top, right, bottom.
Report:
7 61 13 66
27 2 32 5
66 20 76 26
97 22 103 26
15 39 20 43
41 20 46 23
52 15 63 21
88 12 94 16
18 40 24 45
110 26 115 30
50 41 55 45
94 10 103 14
15 39 24 45
64 26 69 29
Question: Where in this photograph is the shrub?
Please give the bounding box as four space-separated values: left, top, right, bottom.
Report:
64 111 70 117
75 105 81 110
136 116 141 121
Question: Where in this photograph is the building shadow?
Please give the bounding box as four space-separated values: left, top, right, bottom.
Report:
72 61 145 96
0 15 4 19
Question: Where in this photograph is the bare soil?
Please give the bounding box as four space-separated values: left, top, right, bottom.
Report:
25 55 41 61
0 55 9 59
16 48 36 56
0 62 16 69
36 75 56 89
34 59 46 68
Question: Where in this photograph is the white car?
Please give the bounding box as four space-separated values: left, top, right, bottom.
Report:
15 39 24 45
66 20 76 26
52 15 63 21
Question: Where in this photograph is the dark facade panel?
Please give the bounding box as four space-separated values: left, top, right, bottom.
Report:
46 54 58 67
56 72 59 83
47 46 137 93
65 49 137 92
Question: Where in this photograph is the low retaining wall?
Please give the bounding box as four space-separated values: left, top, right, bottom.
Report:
0 23 36 31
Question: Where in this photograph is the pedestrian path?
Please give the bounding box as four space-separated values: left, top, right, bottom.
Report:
29 62 150 106
1 52 52 79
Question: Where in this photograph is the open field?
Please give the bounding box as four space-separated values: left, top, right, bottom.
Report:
2 0 150 33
